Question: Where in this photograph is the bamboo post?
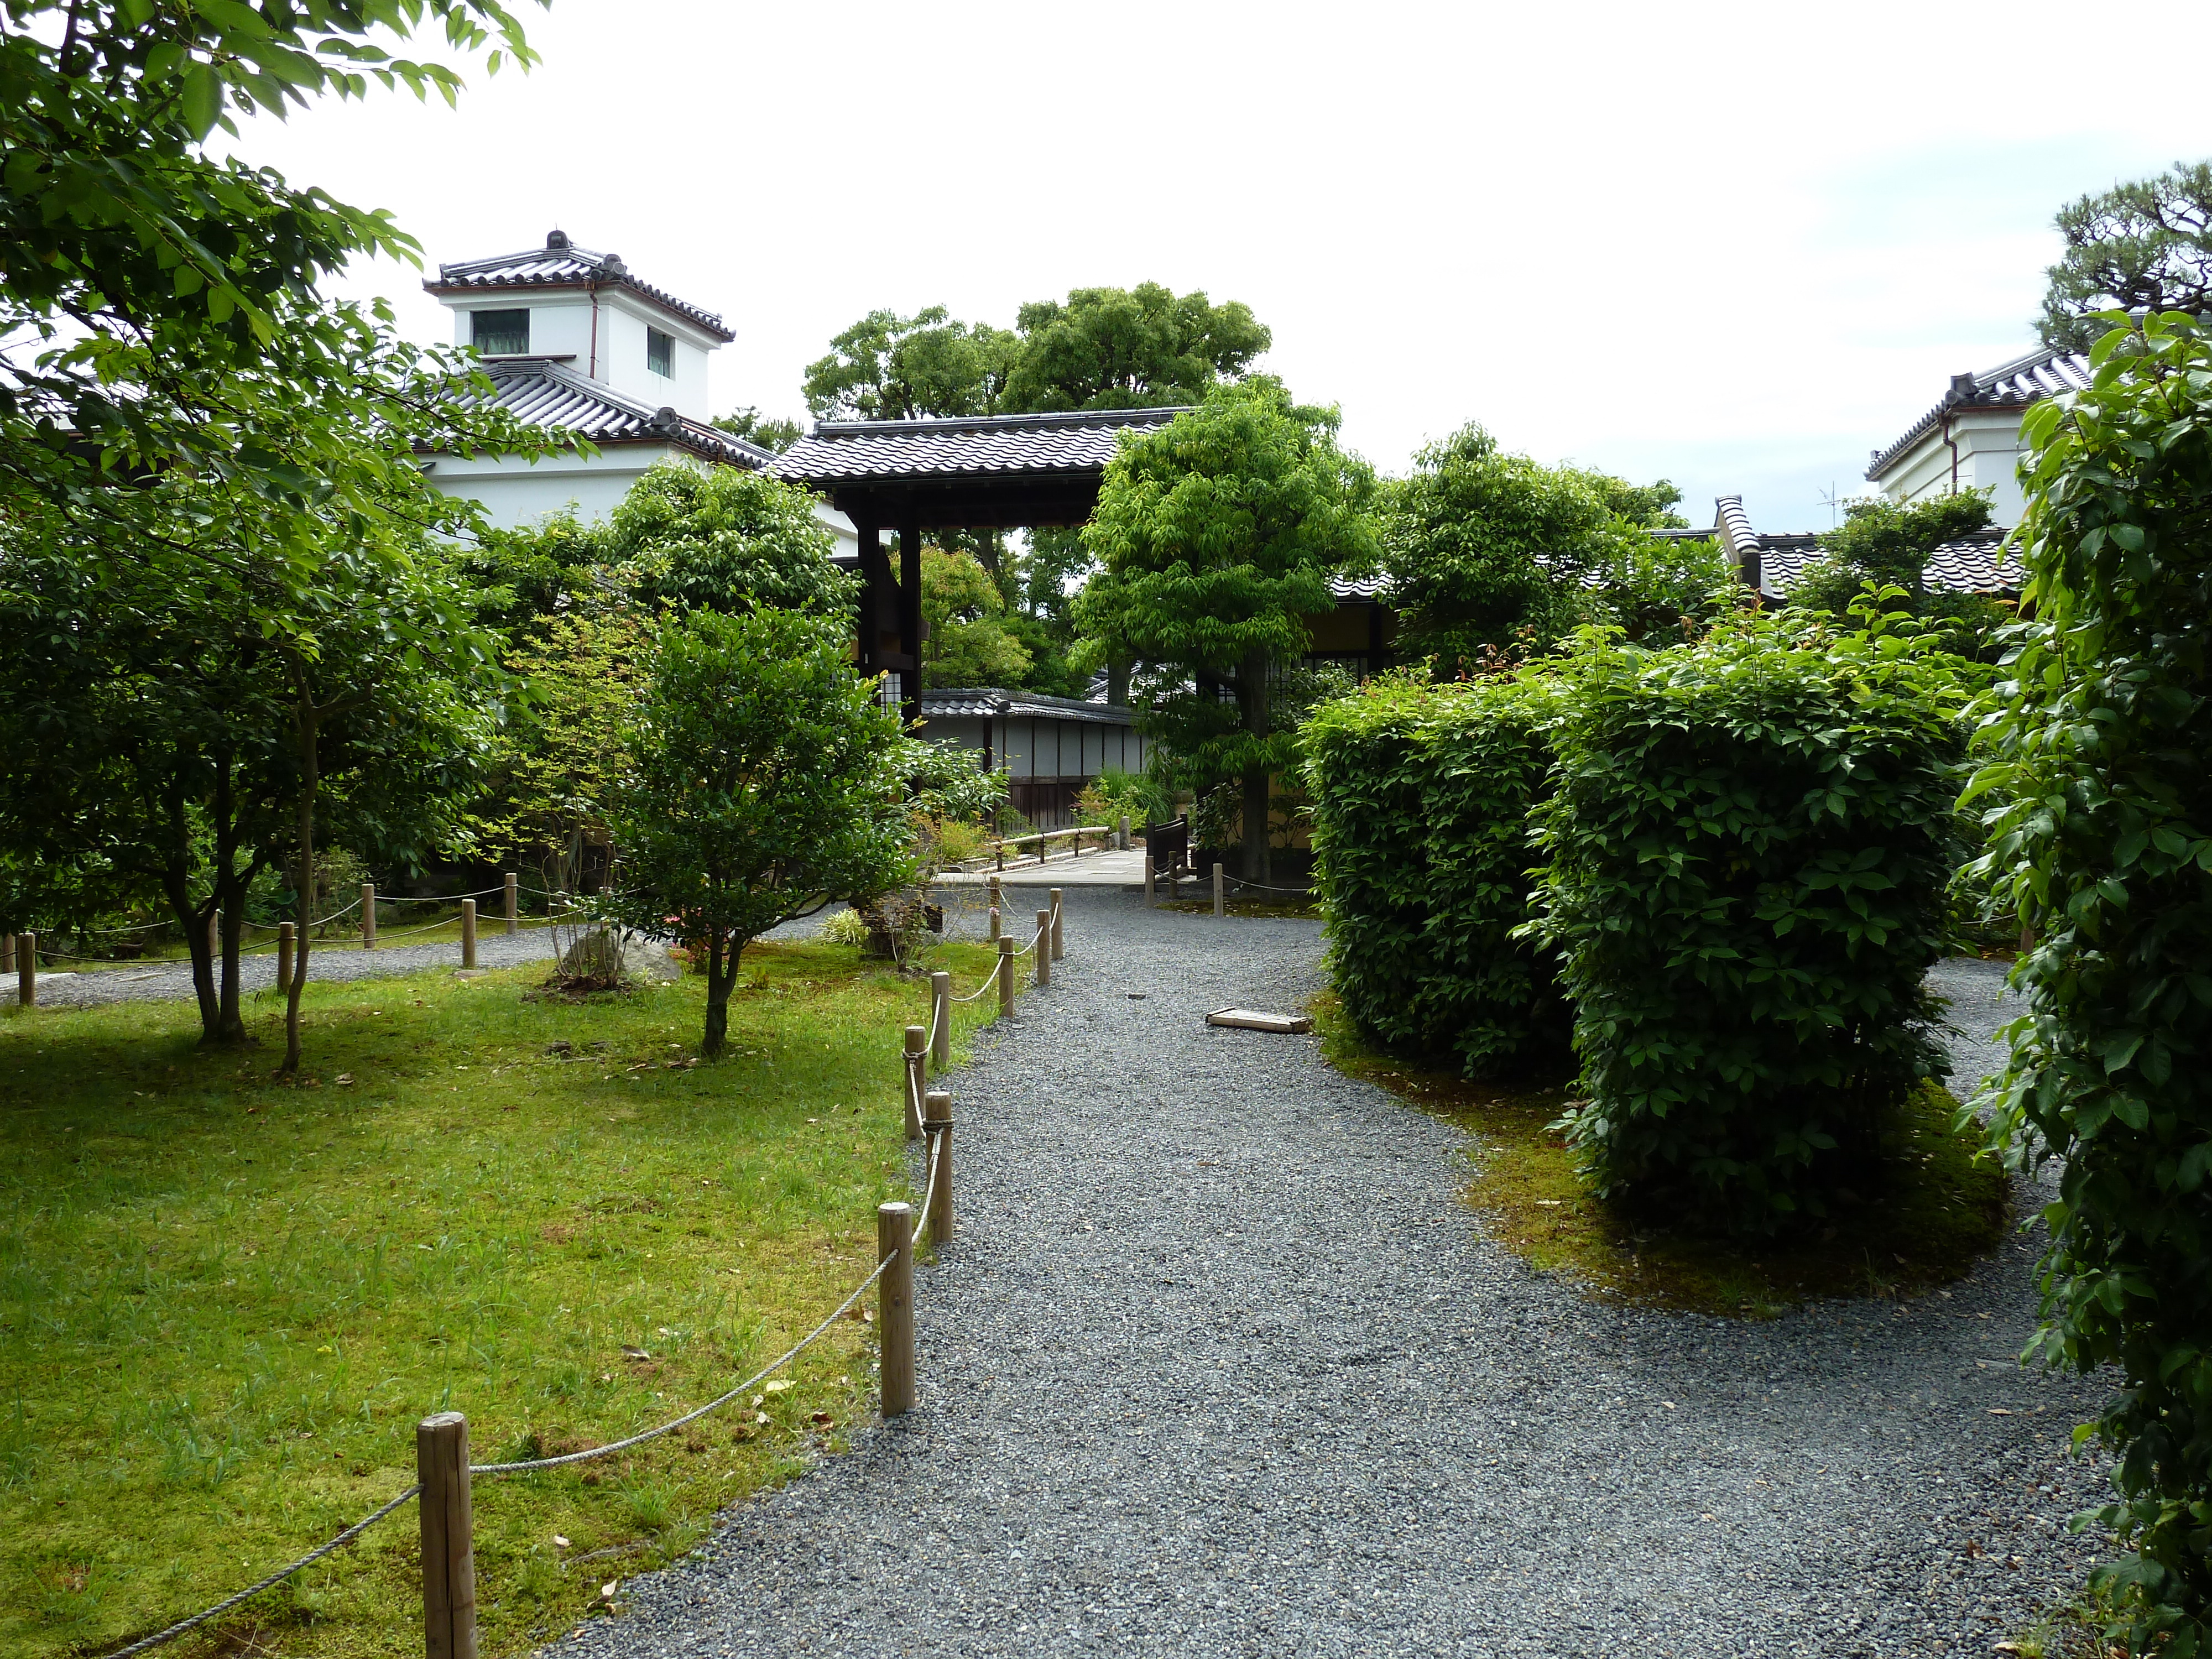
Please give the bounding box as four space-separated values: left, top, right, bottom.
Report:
416 1411 477 1659
361 883 376 950
503 873 518 937
1050 888 1064 962
877 1202 915 1417
460 900 477 970
923 1091 953 1246
1213 863 1224 919
14 934 33 1008
930 972 950 1071
276 922 295 994
997 936 1014 1016
1142 853 1154 909
902 1025 926 1141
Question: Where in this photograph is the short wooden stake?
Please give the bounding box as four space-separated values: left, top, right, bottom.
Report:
460 900 477 969
987 904 1000 943
416 1411 477 1659
877 1202 915 1416
923 1090 953 1246
503 873 519 936
361 883 376 951
1034 911 1051 987
902 1025 926 1140
14 934 33 1008
929 972 950 1071
1213 863 1224 918
1118 814 1130 851
1049 888 1064 962
1142 853 1155 908
997 936 1014 1016
987 875 1003 926
276 922 295 994
1 932 12 977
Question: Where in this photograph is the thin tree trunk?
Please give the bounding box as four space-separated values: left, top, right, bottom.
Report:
282 706 319 1075
211 757 251 1045
1240 646 1272 886
702 929 732 1057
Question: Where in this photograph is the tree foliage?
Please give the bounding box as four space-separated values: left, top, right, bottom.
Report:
1079 379 1376 880
801 306 1015 422
604 609 913 1057
1787 493 2011 657
2041 162 2212 352
1000 283 1270 413
608 460 854 619
708 406 803 453
1966 313 2212 1651
1527 604 1968 1235
919 547 1031 688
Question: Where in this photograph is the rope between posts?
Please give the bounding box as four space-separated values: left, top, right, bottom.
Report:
1224 877 1314 896
951 972 998 1004
371 886 508 905
469 1257 893 1476
911 1133 942 1244
1009 924 1044 958
100 1483 421 1659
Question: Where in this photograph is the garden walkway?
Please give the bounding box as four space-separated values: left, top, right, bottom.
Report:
570 890 2107 1659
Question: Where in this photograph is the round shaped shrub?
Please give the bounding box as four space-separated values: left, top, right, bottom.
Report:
1529 609 1968 1234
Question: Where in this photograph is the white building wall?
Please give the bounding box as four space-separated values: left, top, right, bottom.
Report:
1873 409 2030 525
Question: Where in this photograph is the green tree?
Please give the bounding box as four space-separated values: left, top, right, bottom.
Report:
609 460 855 618
1588 535 1744 647
605 609 914 1057
1966 312 2212 1652
1786 493 2009 657
802 307 1016 422
710 406 805 453
2040 161 2212 352
450 509 612 638
1079 379 1378 881
1001 283 1271 413
919 547 1032 687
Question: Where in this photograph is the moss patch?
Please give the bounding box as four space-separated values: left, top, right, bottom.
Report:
1313 989 2007 1317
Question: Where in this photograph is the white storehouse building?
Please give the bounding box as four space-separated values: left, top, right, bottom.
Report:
418 229 856 554
1863 345 2092 525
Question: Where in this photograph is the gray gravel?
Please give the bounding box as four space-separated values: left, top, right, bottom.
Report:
549 892 2109 1659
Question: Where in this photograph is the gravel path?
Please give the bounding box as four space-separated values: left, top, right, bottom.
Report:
26 928 565 1009
555 891 2107 1659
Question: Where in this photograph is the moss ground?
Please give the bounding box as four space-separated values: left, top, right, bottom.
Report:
0 936 998 1659
1313 989 2008 1317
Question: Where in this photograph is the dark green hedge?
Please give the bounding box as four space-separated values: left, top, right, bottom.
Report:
1969 316 2212 1648
1528 610 1967 1234
1303 672 1572 1079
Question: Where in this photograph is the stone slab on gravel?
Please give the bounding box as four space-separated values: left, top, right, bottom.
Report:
554 894 2106 1659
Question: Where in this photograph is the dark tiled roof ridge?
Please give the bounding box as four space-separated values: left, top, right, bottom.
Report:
1866 345 2092 480
923 686 1129 714
437 357 772 470
813 406 1191 439
426 236 735 344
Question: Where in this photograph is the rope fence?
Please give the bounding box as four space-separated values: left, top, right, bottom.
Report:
84 874 1068 1656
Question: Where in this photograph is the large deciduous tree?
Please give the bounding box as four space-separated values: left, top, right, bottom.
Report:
1078 380 1377 883
1000 283 1271 413
2041 161 2212 352
605 610 914 1058
919 547 1032 688
609 460 855 619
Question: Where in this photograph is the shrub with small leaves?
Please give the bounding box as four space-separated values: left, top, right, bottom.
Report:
1303 670 1572 1079
1526 604 1968 1234
1966 314 2212 1652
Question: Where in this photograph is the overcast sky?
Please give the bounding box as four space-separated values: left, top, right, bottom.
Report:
234 0 2209 534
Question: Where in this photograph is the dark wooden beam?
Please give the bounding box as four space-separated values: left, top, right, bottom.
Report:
898 509 922 731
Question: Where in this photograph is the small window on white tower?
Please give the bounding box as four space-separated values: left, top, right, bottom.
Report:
646 326 674 378
471 308 529 356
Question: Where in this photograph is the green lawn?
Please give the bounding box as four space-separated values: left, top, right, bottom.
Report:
0 935 1001 1659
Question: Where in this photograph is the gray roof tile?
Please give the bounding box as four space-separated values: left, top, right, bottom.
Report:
921 687 1135 726
779 407 1187 486
426 231 735 343
1867 346 2091 478
446 357 774 468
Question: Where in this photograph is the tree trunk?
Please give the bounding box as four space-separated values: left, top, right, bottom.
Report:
1107 657 1130 708
702 930 733 1057
1240 646 1272 886
209 758 251 1045
282 709 320 1076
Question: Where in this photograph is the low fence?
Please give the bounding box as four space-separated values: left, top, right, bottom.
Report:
1137 858 1313 917
985 816 1129 872
93 891 1069 1659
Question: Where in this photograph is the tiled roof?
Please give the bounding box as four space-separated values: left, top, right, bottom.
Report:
921 687 1136 726
445 357 775 468
1328 572 1387 600
779 407 1188 486
1698 503 2022 597
1866 346 2092 479
425 230 735 343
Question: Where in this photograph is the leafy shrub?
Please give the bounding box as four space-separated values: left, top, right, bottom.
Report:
817 907 868 946
1967 314 2212 1650
1074 765 1168 830
1527 604 1967 1234
1303 669 1572 1079
1588 534 1746 646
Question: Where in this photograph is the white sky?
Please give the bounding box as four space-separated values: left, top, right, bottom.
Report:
233 0 2211 534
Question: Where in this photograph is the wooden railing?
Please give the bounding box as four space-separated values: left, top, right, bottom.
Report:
991 822 1118 871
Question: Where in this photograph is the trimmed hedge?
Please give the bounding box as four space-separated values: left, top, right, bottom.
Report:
1303 672 1572 1079
1528 610 1967 1234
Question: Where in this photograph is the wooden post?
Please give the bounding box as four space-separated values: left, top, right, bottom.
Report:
902 1025 926 1141
877 1202 915 1417
503 873 518 937
987 905 1000 943
416 1411 477 1659
1 931 12 977
1142 853 1155 909
987 875 1002 924
1030 910 1048 987
276 922 295 994
1213 863 1224 919
997 936 1014 1016
460 900 477 970
923 1090 953 1246
14 934 33 1008
1049 888 1064 962
361 883 376 951
206 910 218 961
930 972 950 1071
